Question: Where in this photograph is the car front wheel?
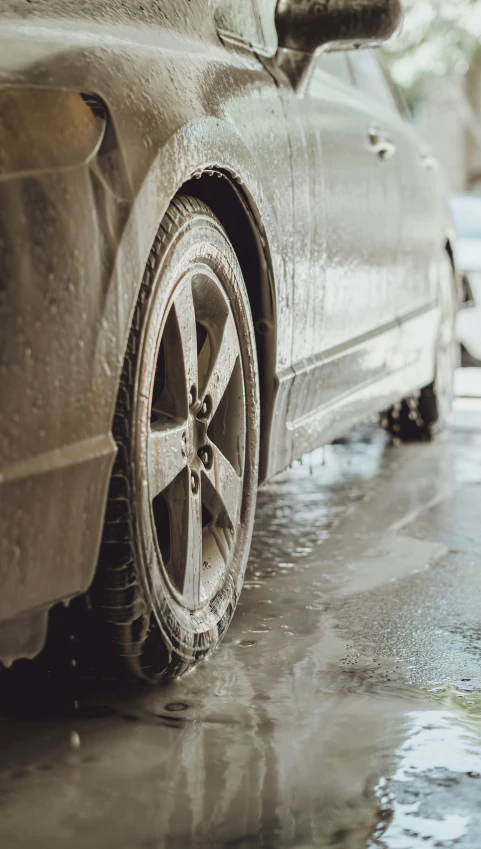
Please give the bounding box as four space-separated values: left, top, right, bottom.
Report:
94 196 260 681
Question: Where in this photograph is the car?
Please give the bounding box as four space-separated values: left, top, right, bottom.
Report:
451 193 481 365
0 0 459 680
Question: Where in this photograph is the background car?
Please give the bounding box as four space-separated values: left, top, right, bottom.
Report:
451 193 481 366
0 0 458 681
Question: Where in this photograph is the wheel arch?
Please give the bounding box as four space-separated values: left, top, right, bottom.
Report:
104 116 286 487
178 169 277 484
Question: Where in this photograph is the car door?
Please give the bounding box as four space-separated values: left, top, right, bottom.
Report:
348 49 442 370
315 50 404 349
288 49 403 425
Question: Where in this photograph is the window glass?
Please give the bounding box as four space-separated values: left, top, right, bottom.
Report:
313 51 353 87
349 49 397 110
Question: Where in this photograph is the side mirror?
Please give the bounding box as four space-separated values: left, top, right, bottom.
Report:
276 0 403 54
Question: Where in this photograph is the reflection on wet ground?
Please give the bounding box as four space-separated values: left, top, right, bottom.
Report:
1 373 481 849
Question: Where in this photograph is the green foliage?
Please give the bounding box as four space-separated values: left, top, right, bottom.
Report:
385 0 481 91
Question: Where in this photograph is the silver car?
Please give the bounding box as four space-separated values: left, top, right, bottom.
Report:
0 0 459 680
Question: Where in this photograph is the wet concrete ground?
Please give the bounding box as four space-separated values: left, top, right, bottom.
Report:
1 372 481 849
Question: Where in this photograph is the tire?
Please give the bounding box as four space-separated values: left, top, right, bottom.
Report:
382 253 459 442
94 196 259 681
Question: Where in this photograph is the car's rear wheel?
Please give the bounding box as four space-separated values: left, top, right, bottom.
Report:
94 196 259 681
382 253 458 441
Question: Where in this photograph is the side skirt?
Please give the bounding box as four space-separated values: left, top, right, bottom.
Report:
266 304 439 478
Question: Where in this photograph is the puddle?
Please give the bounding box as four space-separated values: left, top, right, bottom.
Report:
371 691 481 849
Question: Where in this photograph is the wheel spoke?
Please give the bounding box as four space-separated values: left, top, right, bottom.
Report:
168 468 203 607
200 314 239 414
201 439 242 528
182 481 203 607
173 280 198 400
148 419 187 498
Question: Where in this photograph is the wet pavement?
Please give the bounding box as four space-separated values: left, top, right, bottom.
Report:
1 372 481 849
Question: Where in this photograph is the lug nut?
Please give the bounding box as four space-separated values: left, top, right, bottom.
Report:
198 445 212 469
188 385 196 408
198 395 212 420
190 472 199 494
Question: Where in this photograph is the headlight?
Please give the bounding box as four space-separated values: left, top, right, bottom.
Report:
0 87 106 180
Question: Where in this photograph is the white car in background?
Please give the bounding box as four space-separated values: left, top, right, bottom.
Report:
452 193 481 365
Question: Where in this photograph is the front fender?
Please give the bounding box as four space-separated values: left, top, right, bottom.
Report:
103 115 287 426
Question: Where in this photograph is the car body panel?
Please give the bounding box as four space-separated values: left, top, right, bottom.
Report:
215 0 278 56
306 53 401 353
265 48 447 475
0 2 453 661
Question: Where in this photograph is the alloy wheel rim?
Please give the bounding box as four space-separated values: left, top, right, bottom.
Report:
146 270 246 611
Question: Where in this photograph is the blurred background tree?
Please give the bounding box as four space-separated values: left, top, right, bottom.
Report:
384 0 481 192
387 0 481 92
